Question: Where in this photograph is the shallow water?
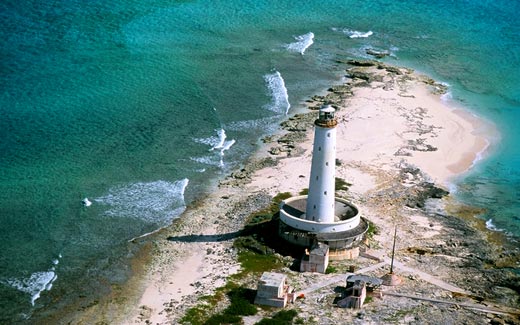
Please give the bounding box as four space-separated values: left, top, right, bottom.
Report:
1 0 518 321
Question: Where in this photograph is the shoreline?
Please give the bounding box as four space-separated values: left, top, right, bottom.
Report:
64 60 519 324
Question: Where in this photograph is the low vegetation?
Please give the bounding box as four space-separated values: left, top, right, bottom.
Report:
325 265 338 274
204 287 257 325
366 220 379 240
181 192 295 324
335 177 352 191
256 309 302 324
299 177 351 197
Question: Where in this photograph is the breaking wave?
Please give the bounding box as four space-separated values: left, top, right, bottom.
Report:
486 218 505 232
285 32 314 55
264 71 290 115
224 116 280 132
333 28 373 38
95 179 189 226
1 255 61 306
193 128 236 168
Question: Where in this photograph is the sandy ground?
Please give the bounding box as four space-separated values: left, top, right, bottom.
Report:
70 62 519 324
129 64 490 323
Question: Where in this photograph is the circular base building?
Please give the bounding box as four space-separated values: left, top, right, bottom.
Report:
278 195 368 260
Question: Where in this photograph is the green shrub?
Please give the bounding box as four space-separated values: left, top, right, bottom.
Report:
236 250 283 274
246 192 291 226
273 192 292 203
335 178 352 191
366 221 379 240
205 313 241 325
181 306 207 325
256 309 298 325
325 265 338 274
189 286 258 325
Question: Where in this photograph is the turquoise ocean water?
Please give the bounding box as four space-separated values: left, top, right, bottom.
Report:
1 0 519 321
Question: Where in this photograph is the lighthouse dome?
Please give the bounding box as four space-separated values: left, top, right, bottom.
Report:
316 104 337 128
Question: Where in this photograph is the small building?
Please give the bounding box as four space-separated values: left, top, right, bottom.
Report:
338 274 383 309
338 279 367 309
254 272 295 308
300 243 329 273
346 274 383 291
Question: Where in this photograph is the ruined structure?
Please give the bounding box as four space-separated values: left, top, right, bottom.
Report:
338 275 383 309
254 272 295 308
338 279 367 309
300 242 329 273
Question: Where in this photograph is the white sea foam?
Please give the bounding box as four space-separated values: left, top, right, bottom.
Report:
486 218 504 232
219 138 236 155
209 129 236 154
194 128 236 153
210 128 227 151
82 198 92 207
190 156 219 166
447 182 458 194
224 116 279 131
440 83 453 103
193 128 236 167
95 179 189 225
2 256 61 306
348 30 373 38
264 71 290 115
333 27 373 39
285 32 314 55
441 90 453 102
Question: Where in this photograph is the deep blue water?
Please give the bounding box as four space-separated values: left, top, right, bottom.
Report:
1 0 519 321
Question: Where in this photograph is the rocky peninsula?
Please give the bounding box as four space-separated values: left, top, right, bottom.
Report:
65 61 520 324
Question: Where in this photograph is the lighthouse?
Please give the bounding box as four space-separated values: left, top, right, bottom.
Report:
278 104 368 259
305 105 337 223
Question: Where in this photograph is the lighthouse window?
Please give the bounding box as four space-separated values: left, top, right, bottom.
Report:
327 133 331 137
316 176 319 180
324 191 327 195
318 147 321 151
313 205 316 210
325 162 329 166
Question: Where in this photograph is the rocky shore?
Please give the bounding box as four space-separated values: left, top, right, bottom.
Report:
69 61 519 324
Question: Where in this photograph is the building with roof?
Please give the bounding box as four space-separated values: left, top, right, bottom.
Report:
254 272 295 308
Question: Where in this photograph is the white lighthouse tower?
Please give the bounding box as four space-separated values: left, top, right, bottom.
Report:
305 105 337 223
278 104 368 259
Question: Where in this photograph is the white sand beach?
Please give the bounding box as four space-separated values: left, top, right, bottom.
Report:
70 62 519 325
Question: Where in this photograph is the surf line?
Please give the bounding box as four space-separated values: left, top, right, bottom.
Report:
264 71 291 115
209 128 236 167
285 32 314 55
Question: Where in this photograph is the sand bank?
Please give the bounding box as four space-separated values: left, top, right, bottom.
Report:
71 61 519 324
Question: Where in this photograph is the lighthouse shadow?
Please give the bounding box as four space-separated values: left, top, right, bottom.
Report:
237 213 307 271
166 230 243 243
166 213 305 271
165 218 264 243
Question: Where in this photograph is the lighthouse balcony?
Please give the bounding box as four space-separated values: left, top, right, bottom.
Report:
279 195 360 233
